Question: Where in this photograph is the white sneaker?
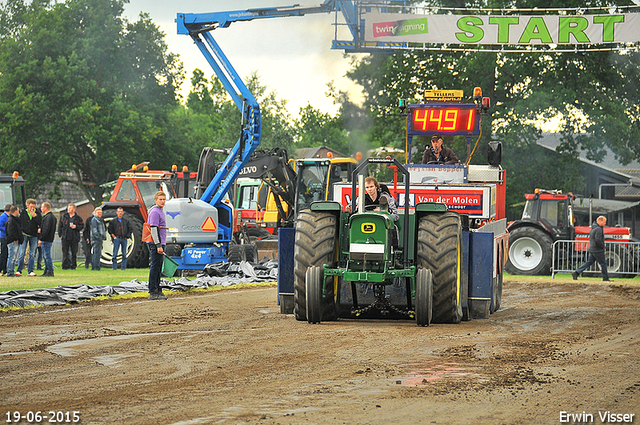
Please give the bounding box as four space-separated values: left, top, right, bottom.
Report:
15 272 21 277
28 272 37 277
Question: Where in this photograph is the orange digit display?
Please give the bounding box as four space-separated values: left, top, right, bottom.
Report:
410 105 479 135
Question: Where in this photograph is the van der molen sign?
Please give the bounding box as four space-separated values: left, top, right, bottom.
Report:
364 13 640 45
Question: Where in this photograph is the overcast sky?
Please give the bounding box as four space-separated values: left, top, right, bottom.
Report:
123 0 363 116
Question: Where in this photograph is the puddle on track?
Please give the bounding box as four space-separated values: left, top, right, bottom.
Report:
397 360 479 387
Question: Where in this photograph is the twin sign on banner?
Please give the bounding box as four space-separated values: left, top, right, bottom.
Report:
365 13 640 46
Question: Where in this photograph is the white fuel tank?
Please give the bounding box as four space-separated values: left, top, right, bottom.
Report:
163 198 219 244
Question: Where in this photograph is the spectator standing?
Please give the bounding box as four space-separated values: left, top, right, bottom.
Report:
6 206 23 277
108 207 131 270
0 204 10 276
147 191 168 300
90 207 106 271
18 199 42 277
57 204 84 269
38 202 56 277
572 215 610 281
82 211 94 269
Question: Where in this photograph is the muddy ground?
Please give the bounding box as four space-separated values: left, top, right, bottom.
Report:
1 279 639 425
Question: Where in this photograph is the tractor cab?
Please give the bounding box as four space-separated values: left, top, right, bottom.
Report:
295 157 357 216
522 189 574 241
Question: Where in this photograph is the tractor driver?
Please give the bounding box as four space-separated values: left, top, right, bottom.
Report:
345 176 399 222
422 134 460 165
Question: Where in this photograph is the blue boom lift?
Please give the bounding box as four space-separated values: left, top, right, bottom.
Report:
168 1 399 270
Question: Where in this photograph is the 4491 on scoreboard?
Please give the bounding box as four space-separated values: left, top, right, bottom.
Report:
404 87 491 136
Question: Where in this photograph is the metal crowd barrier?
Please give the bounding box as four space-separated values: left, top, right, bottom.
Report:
552 240 640 278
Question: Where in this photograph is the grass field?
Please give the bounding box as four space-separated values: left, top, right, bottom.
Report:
0 262 153 292
1 264 637 294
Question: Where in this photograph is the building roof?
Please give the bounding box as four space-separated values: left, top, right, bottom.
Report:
537 133 640 199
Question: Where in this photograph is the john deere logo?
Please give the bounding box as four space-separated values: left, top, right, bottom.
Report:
361 223 376 233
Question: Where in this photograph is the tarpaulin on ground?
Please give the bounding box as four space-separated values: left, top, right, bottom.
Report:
0 259 278 309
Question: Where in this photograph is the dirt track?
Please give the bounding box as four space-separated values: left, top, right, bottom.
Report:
1 279 640 425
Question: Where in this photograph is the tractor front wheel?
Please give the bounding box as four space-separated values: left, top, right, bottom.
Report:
306 266 322 324
415 268 433 327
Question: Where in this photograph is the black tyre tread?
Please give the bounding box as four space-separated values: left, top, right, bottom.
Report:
306 266 322 324
227 244 244 263
293 210 337 321
100 211 148 268
505 226 553 275
243 244 258 263
417 212 462 324
416 268 433 327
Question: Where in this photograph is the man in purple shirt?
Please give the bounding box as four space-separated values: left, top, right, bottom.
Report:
147 191 168 300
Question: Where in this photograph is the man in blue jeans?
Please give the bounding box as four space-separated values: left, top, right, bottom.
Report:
0 204 10 276
18 199 41 277
573 215 610 281
108 207 131 270
6 206 23 277
39 202 56 277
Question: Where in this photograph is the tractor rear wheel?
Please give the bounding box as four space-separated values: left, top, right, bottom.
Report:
415 268 433 327
100 211 148 269
417 212 463 324
505 227 553 275
293 210 338 322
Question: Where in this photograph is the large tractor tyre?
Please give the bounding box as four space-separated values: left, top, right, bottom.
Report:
306 266 323 324
246 227 271 241
415 268 433 327
293 210 338 322
417 213 463 324
505 227 553 275
100 211 148 269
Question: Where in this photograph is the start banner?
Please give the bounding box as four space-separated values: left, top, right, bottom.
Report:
364 12 640 45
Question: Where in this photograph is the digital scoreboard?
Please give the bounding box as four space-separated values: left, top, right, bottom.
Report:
408 104 481 136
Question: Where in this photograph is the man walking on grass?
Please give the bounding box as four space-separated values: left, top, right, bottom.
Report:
573 215 610 282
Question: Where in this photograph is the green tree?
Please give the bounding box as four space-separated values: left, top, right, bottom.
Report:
182 70 296 155
0 0 184 204
295 104 349 154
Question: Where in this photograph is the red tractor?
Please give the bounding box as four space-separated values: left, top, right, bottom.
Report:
505 189 636 276
100 163 196 268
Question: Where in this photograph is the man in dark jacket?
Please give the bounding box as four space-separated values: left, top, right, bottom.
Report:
57 204 84 270
573 215 610 281
0 203 10 276
18 199 42 277
108 207 132 270
6 206 23 277
422 134 460 164
38 202 56 277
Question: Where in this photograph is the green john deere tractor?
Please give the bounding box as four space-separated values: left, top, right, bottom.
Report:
293 158 463 326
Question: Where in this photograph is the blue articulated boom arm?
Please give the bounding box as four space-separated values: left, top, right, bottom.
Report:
176 0 413 206
176 1 358 207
